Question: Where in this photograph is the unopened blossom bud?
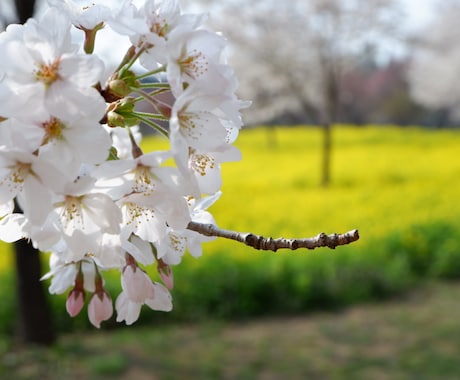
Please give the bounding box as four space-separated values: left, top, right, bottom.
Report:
107 110 126 127
156 101 172 119
107 79 131 98
88 290 113 328
157 259 174 289
66 288 85 317
106 98 139 127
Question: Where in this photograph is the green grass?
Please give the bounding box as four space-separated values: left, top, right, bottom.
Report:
1 125 460 332
2 281 460 379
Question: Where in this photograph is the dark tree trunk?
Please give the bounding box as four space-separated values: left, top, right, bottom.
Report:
14 224 55 345
11 0 55 346
14 0 35 23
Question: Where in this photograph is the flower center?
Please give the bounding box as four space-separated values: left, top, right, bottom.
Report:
150 18 169 37
12 162 31 184
1 161 30 189
178 111 209 141
35 59 61 86
191 152 215 176
168 232 186 254
41 117 65 144
133 164 156 195
179 50 207 80
124 202 155 227
59 195 85 233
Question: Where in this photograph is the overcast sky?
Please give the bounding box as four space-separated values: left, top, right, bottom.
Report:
401 0 437 31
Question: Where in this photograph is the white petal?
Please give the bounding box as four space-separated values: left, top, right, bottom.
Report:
115 292 142 325
0 200 13 217
0 213 27 242
84 193 122 234
145 282 173 312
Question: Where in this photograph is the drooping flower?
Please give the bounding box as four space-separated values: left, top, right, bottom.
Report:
116 281 172 325
42 255 98 294
121 261 155 303
114 292 142 325
47 0 111 30
115 254 173 325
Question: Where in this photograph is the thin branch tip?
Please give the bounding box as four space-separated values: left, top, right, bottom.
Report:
187 222 359 252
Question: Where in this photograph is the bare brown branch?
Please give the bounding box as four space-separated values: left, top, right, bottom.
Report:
187 221 359 252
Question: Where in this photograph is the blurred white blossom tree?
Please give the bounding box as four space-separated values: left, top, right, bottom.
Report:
190 0 402 186
408 0 460 124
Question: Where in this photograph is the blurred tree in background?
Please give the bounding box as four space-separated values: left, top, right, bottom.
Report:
191 0 403 185
0 0 55 346
408 0 460 126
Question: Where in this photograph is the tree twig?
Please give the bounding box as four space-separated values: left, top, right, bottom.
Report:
187 222 359 252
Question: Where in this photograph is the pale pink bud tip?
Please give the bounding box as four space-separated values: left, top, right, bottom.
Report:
159 265 174 290
66 289 85 317
88 291 113 328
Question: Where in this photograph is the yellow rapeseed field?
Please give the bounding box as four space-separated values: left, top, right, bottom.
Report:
1 125 458 269
197 125 460 259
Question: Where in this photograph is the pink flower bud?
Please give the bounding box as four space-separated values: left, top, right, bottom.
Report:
66 288 85 317
88 290 113 328
157 260 174 289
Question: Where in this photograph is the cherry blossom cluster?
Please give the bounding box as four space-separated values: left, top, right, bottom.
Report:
0 0 247 327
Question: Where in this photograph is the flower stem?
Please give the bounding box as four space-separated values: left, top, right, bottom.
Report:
135 115 169 137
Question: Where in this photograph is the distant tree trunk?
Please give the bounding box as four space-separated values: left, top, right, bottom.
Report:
266 125 277 149
320 59 339 188
321 121 332 187
12 0 55 346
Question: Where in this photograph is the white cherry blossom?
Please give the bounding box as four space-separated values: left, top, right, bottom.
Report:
166 27 227 96
155 192 220 264
189 144 241 195
47 0 112 30
0 0 248 327
116 281 172 325
0 8 106 119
